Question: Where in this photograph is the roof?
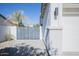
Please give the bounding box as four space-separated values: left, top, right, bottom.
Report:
0 14 7 20
0 14 16 26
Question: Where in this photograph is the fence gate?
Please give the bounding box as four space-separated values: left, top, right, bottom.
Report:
17 26 40 40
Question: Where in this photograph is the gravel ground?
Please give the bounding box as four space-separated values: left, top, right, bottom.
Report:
0 40 47 56
0 46 47 56
0 40 45 49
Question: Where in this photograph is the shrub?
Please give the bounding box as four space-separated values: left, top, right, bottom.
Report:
5 34 15 41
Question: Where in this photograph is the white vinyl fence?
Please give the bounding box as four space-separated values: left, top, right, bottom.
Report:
17 26 40 40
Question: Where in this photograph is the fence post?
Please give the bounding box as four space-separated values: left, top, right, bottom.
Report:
40 26 42 40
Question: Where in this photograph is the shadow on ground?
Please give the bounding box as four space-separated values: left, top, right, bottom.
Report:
0 45 47 56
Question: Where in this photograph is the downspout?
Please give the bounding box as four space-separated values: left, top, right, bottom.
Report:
40 24 50 56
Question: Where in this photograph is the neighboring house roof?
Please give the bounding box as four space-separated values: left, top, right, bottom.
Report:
0 14 17 26
0 14 7 26
0 14 7 20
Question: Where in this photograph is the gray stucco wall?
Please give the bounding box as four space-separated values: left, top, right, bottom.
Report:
0 26 9 42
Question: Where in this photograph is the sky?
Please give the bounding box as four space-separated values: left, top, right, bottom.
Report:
0 3 41 25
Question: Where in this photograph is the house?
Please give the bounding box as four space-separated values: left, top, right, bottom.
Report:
40 3 79 55
0 14 10 42
0 14 16 42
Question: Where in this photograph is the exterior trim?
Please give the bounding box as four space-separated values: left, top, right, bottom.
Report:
47 26 62 30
